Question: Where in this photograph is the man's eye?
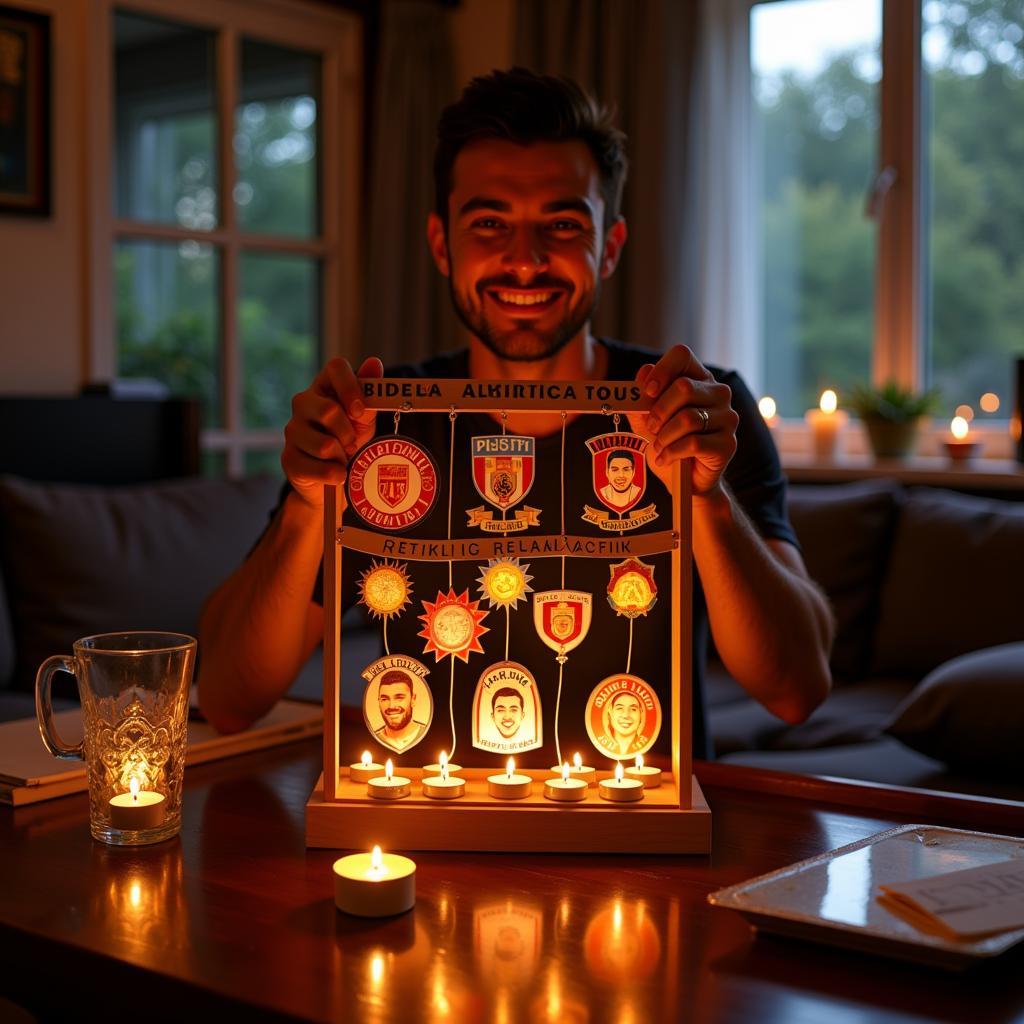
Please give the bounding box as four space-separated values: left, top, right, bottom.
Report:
549 220 585 233
472 218 504 230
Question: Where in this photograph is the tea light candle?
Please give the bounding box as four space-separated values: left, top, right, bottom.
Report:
422 762 466 800
350 750 385 784
422 751 462 776
625 754 662 788
367 759 411 800
945 415 981 462
805 389 847 460
487 758 532 800
550 751 595 787
333 844 416 917
543 762 587 803
109 776 166 830
598 762 644 803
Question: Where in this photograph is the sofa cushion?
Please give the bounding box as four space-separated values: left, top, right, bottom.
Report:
0 474 282 692
871 489 1024 678
884 642 1024 775
787 480 901 681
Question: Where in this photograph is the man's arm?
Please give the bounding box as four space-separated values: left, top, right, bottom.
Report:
629 346 833 724
197 357 382 733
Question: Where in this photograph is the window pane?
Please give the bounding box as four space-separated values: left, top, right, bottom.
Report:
924 0 1024 415
752 0 881 415
113 10 217 228
236 39 320 238
244 448 284 478
116 240 221 427
240 252 319 429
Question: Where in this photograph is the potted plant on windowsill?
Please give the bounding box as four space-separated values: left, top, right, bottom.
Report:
849 382 941 460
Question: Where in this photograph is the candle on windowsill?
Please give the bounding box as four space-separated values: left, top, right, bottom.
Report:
333 844 416 917
487 758 532 800
598 761 644 803
550 751 595 787
422 760 466 800
543 762 587 802
108 775 166 830
350 750 385 784
945 415 981 462
805 389 848 460
758 395 779 430
367 759 411 800
624 754 662 789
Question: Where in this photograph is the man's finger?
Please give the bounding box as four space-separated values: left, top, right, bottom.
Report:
643 344 713 400
323 358 365 424
352 357 384 429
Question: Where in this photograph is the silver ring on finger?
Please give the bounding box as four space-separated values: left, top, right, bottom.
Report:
696 407 711 434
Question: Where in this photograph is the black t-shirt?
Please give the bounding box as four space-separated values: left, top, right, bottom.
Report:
269 338 795 765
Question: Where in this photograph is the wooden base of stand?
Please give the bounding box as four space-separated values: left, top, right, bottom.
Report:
306 769 712 854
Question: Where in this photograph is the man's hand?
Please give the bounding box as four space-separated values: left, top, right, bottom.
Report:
627 345 739 497
281 356 384 510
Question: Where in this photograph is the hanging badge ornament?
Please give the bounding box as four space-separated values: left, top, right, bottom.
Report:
477 558 533 611
347 436 438 531
533 590 593 664
606 558 658 619
358 559 413 620
584 673 662 761
419 588 489 663
582 432 659 532
361 654 433 754
472 661 543 755
466 435 541 533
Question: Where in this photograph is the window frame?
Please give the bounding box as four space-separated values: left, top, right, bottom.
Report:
87 0 363 476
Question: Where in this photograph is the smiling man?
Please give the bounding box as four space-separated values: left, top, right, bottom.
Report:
198 68 834 759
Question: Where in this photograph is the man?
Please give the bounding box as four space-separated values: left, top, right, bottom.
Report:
604 692 643 758
371 670 427 752
197 68 833 757
491 687 525 740
599 450 641 510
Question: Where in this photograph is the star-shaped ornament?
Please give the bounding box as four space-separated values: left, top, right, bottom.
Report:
357 559 413 620
476 558 533 610
419 588 489 663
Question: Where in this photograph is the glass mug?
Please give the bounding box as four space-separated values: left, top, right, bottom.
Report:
35 632 196 846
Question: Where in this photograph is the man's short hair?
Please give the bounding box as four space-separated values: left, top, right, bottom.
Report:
491 686 524 712
379 670 413 695
608 450 635 468
434 66 628 233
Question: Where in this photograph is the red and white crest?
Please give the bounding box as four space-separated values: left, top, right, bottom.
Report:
533 590 593 662
347 436 438 532
471 435 535 511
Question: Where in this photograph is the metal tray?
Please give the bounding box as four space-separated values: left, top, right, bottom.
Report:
707 824 1024 970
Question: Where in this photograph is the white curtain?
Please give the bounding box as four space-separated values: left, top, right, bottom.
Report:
689 0 761 391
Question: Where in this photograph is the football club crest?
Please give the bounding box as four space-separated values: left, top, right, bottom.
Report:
533 590 593 664
582 432 659 532
466 435 541 533
472 661 543 754
361 654 433 754
347 436 438 531
606 558 658 619
419 588 489 663
584 673 662 761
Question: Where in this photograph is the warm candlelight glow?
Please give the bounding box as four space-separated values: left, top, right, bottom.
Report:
561 762 570 783
507 757 515 779
441 762 449 782
361 751 371 768
820 389 837 415
129 776 140 802
439 751 448 771
573 752 582 770
635 754 644 770
371 845 382 873
980 392 1000 413
758 395 777 420
370 952 385 985
615 761 624 783
955 404 974 422
385 759 394 781
951 416 970 440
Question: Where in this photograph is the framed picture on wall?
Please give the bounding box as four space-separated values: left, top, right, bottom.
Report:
0 4 51 217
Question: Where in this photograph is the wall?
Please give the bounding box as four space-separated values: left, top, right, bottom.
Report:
0 0 86 393
450 0 513 91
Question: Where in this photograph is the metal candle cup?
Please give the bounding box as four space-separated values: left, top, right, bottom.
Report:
598 762 644 803
367 759 411 800
488 758 532 800
333 845 416 917
543 763 587 802
350 751 385 784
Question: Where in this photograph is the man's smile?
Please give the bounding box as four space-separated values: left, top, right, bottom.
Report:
485 287 564 314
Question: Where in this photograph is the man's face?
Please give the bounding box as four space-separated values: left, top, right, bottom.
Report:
607 457 635 493
434 139 622 362
611 695 640 737
492 696 523 738
378 681 413 732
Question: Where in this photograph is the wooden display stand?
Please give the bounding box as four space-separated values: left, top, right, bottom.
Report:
306 378 712 854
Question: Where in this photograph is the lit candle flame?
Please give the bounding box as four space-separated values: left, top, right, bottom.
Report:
439 751 448 771
129 776 140 802
951 416 969 440
758 395 777 421
506 757 515 780
441 762 449 782
361 751 371 768
573 752 582 770
562 762 570 783
820 389 837 415
615 761 624 783
371 845 382 872
385 759 393 781
636 754 644 770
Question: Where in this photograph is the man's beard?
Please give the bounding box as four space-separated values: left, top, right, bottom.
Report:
383 706 412 731
448 267 600 363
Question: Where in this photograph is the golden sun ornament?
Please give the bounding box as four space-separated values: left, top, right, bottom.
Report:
357 560 413 620
419 588 489 663
476 558 533 610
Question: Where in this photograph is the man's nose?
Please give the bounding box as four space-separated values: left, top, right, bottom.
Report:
501 227 549 281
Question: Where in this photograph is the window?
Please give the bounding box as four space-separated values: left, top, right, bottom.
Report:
751 0 1024 431
91 0 360 476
